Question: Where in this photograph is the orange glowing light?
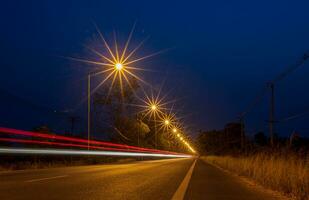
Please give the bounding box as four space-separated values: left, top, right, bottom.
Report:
69 23 163 99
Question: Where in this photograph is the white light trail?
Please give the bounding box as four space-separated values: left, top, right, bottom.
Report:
0 148 192 158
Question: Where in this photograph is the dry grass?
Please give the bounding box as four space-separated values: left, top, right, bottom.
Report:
204 154 309 200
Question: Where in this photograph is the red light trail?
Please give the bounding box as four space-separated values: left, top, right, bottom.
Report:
0 138 163 153
0 127 188 156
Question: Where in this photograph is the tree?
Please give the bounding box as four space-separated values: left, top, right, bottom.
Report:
93 77 146 145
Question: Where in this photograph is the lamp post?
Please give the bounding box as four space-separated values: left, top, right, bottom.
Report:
87 72 98 150
87 63 124 149
146 103 159 148
88 74 91 150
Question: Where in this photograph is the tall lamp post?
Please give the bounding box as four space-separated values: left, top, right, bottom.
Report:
87 73 98 150
87 73 91 150
87 63 124 149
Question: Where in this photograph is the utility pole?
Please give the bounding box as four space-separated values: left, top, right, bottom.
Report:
268 82 275 147
266 53 309 147
239 53 308 149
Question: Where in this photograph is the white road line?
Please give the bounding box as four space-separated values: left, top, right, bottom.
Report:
25 175 68 183
171 159 197 200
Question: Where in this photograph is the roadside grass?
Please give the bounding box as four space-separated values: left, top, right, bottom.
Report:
203 154 309 200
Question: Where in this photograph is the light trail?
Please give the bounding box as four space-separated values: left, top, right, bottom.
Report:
0 127 181 155
0 148 192 158
0 138 166 154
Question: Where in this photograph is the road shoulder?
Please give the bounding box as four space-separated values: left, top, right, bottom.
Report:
184 158 285 200
200 158 291 200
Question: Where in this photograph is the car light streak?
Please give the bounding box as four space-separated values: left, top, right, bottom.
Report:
0 148 192 158
0 138 164 153
0 127 180 155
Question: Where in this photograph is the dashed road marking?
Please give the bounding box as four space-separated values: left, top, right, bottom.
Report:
25 175 68 183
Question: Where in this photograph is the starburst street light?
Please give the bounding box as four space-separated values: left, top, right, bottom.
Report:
70 23 165 101
134 89 171 119
137 100 162 119
69 23 197 154
115 63 123 70
138 98 196 154
151 104 157 111
130 89 173 148
176 133 196 154
159 112 176 129
82 26 148 98
69 24 166 149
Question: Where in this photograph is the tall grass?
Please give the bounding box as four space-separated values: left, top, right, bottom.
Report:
204 154 309 200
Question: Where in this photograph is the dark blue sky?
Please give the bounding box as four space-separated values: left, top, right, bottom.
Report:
1 0 309 137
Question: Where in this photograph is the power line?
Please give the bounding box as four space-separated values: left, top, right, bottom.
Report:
239 86 268 118
239 53 309 146
240 53 309 119
280 107 309 122
272 53 309 83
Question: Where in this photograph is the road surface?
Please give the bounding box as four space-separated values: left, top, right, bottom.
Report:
0 158 281 200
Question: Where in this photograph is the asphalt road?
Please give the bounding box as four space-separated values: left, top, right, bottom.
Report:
184 159 280 200
0 158 281 200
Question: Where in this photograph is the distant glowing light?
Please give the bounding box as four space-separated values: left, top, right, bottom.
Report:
135 90 170 120
177 134 180 137
151 104 157 111
173 128 177 133
158 112 177 131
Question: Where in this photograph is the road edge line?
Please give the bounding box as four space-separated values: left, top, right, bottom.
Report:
171 159 197 200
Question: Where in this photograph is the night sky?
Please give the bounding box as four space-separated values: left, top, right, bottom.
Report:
1 0 309 138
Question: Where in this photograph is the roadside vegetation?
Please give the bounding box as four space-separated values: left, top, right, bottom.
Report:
204 153 309 200
198 125 309 200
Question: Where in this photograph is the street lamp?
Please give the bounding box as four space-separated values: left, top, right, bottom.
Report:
73 26 158 150
87 71 101 149
88 74 91 149
151 104 157 111
115 63 123 71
